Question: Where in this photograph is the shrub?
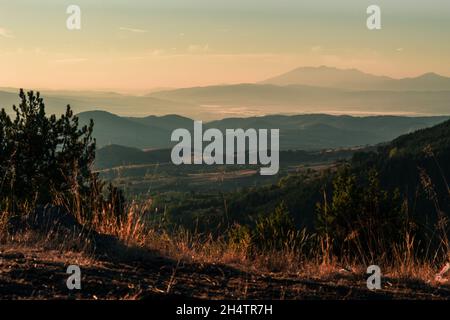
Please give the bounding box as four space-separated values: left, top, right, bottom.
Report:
253 202 298 251
316 167 407 263
227 223 252 253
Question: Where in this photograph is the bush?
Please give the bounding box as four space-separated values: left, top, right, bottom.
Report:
253 202 298 251
227 223 252 253
316 166 407 262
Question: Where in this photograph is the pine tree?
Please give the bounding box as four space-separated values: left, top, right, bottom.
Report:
0 90 96 216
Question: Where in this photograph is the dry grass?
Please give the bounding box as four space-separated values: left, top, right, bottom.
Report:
1 193 449 299
135 222 449 284
89 202 149 247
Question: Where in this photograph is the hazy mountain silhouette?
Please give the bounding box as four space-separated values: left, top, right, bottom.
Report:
261 66 450 91
2 65 450 120
146 66 450 116
0 89 196 118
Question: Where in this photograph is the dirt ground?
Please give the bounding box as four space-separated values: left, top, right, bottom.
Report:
1 244 449 300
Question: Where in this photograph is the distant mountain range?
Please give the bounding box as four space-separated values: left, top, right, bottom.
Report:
0 88 194 119
261 66 450 91
147 66 450 117
1 66 450 120
77 110 449 151
148 83 450 116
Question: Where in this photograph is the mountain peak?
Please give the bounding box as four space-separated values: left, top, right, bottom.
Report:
77 110 119 118
261 65 390 89
261 66 450 91
290 65 362 73
416 72 443 79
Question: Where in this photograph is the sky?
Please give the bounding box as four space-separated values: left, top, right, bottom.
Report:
0 0 450 93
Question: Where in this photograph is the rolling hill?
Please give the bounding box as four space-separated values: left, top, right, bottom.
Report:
174 116 450 233
77 111 171 149
77 111 449 151
352 117 450 193
95 145 171 169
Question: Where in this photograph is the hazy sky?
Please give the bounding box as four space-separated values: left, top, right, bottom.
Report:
1 0 450 93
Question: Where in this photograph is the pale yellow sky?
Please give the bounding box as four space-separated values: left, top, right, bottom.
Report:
1 0 449 93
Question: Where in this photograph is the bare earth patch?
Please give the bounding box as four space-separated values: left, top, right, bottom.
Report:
1 244 449 300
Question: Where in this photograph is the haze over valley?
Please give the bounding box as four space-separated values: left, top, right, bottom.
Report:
2 66 450 121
